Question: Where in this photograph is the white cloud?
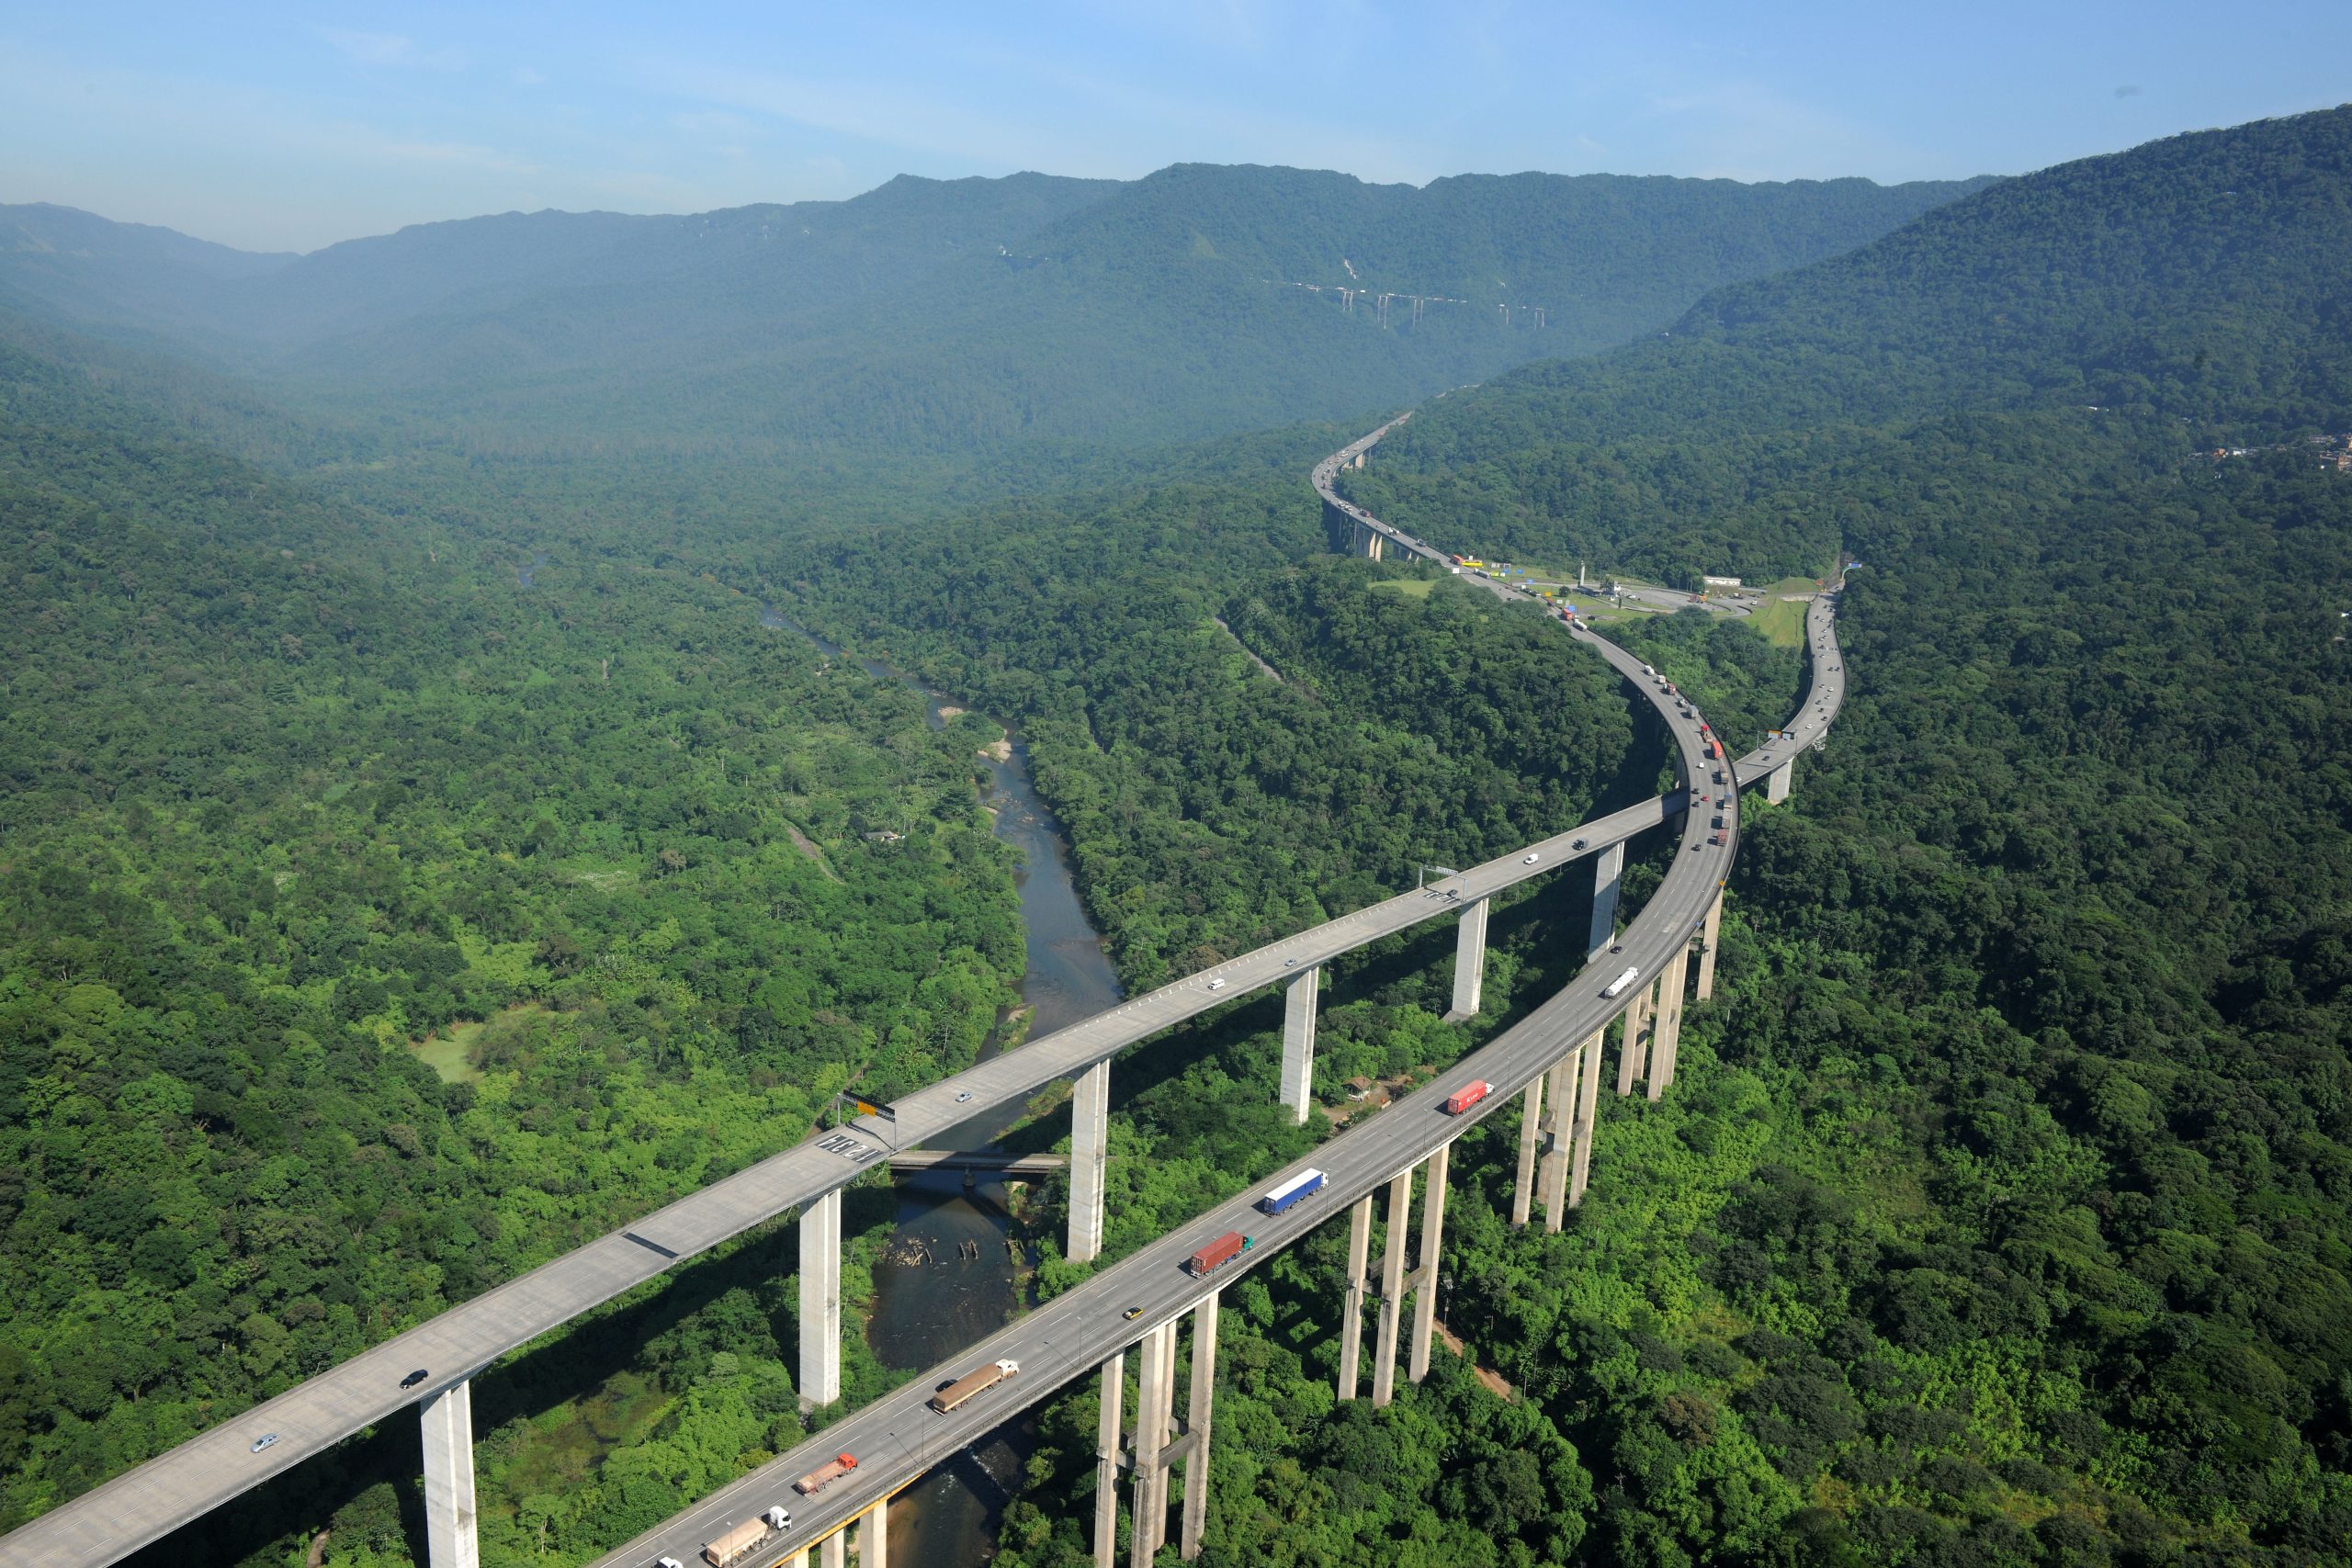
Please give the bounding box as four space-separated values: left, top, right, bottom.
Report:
319 28 469 71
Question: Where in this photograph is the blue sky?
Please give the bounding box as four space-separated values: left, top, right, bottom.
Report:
3 1 2346 253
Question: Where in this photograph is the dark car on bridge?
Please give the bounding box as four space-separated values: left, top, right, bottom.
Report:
401 1369 430 1390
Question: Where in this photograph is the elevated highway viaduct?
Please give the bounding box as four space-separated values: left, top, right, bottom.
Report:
0 420 1842 1568
589 449 1845 1566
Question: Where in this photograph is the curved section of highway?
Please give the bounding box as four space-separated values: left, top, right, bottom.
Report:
586 440 1847 1568
4 418 1845 1568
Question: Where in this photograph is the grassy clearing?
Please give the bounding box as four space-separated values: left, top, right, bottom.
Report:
409 1003 550 1083
1744 578 1822 648
410 1021 489 1084
1370 577 1439 598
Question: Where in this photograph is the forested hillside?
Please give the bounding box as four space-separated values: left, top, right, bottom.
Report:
5 165 1986 456
1232 107 2352 1564
10 97 2350 1568
0 315 1031 1540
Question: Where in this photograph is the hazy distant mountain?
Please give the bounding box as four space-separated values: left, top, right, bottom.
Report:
2 164 1995 453
1341 104 2352 586
1361 105 2352 479
0 202 294 347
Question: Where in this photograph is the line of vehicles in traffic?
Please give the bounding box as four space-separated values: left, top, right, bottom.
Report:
659 582 1799 1568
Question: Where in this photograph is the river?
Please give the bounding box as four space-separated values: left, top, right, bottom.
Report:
762 607 1123 1563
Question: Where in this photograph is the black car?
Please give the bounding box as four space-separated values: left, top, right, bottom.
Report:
401 1368 431 1390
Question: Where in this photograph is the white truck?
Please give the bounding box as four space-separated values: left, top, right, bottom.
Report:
1603 966 1642 998
701 1506 791 1567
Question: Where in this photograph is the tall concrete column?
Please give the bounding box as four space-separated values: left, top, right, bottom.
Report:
1408 1142 1451 1383
1694 895 1723 1002
1337 1193 1372 1400
821 1532 846 1568
1279 966 1320 1125
1093 1350 1125 1568
1649 947 1690 1101
1617 978 1651 1097
860 1499 888 1568
1179 1291 1221 1560
420 1380 479 1568
1540 1048 1581 1233
1070 1059 1111 1262
1444 897 1489 1022
1767 757 1793 803
1372 1168 1414 1408
1568 1026 1605 1207
1588 843 1626 954
1509 1074 1544 1226
1132 1318 1179 1566
798 1188 842 1410
1639 976 1668 1095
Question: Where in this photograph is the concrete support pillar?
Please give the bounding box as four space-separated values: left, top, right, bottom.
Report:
1444 897 1489 1022
1408 1143 1451 1383
860 1499 888 1568
1649 947 1690 1101
1767 757 1792 803
1132 1319 1179 1566
1371 1168 1414 1408
1639 976 1667 1097
1617 977 1651 1097
1509 1075 1543 1226
1279 966 1320 1125
1179 1292 1220 1560
1569 1026 1605 1208
1694 895 1723 1002
1070 1059 1111 1262
1093 1350 1125 1568
820 1532 846 1568
1337 1193 1372 1401
798 1188 842 1410
419 1380 479 1568
1540 1048 1581 1233
1588 843 1625 955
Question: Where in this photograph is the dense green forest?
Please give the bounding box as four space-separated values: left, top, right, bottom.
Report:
744 107 2352 1567
6 101 2352 1568
0 322 1031 1541
1211 108 2352 1565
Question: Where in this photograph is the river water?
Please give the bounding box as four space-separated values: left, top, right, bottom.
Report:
762 607 1123 1563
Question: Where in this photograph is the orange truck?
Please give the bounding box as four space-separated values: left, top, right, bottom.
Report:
794 1453 858 1496
1187 1231 1252 1277
1442 1081 1491 1115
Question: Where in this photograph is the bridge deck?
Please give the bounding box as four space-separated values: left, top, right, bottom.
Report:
587 461 1846 1568
2 423 1844 1568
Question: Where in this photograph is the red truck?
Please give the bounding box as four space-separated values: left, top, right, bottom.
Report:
1442 1081 1491 1115
794 1453 858 1496
1187 1231 1253 1278
1704 739 1723 760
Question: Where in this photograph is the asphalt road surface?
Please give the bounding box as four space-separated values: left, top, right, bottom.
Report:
2 428 1844 1568
588 591 1846 1568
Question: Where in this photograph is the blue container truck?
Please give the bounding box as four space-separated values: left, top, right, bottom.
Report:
1259 1168 1327 1215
